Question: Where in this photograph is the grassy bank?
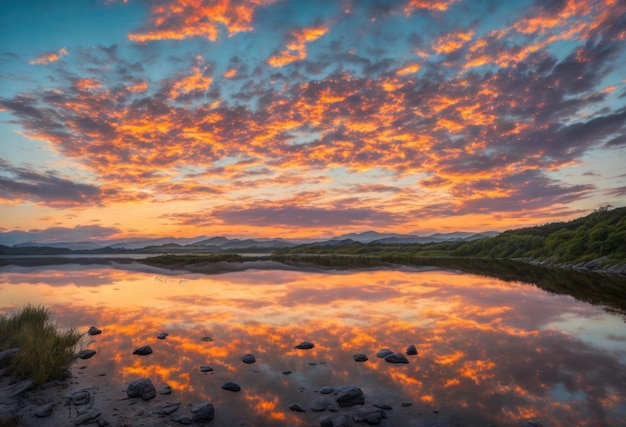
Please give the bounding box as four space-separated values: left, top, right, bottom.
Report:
0 304 81 385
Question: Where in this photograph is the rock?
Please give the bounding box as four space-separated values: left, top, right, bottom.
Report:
320 415 333 427
170 413 193 425
319 386 334 394
157 332 168 339
384 352 409 364
335 385 364 407
311 397 331 412
376 349 393 358
295 341 315 349
160 385 172 395
406 344 418 355
77 349 97 360
199 365 214 372
288 403 306 412
221 382 241 392
200 336 213 342
34 403 54 418
353 407 384 425
332 415 350 427
191 402 215 422
69 390 91 406
373 403 392 410
242 353 256 364
282 370 292 375
87 326 101 335
401 401 412 407
127 378 156 400
353 353 368 362
74 409 101 425
157 402 181 415
133 346 153 356
0 348 18 364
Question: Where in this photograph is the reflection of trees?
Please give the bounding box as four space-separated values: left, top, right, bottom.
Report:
2 268 625 426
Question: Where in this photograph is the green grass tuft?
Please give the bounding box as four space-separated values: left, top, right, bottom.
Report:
0 304 82 385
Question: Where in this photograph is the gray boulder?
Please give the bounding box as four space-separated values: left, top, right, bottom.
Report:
295 341 315 349
319 386 334 394
406 344 418 355
242 353 256 364
157 402 181 415
288 403 306 412
127 378 156 400
353 353 368 362
87 326 101 335
335 385 364 407
191 402 215 422
170 413 193 425
77 349 96 360
221 382 241 392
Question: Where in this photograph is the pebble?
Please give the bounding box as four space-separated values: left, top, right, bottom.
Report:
221 382 241 392
376 349 394 358
241 354 256 364
87 326 102 336
295 341 315 349
384 352 409 364
199 365 214 372
288 403 306 412
353 353 368 362
406 344 418 355
77 350 97 360
132 346 153 356
200 336 213 342
157 332 168 339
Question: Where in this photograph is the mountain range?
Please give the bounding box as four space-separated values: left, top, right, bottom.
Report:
0 230 499 253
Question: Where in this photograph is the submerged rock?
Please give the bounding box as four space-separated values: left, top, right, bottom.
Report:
295 341 315 350
384 352 409 364
133 346 153 356
77 349 96 360
335 385 364 407
319 415 333 427
127 378 156 400
157 332 169 340
170 413 193 425
376 349 393 358
353 353 368 362
34 403 54 418
319 386 334 394
199 365 214 372
200 336 213 342
159 385 173 395
406 344 418 355
191 402 215 422
87 326 101 336
242 354 256 364
221 382 241 392
311 397 331 412
69 390 91 406
282 370 292 375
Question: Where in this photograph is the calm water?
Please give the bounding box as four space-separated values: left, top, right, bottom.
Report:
1 263 625 426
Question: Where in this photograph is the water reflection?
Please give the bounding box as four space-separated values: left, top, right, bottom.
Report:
1 266 625 426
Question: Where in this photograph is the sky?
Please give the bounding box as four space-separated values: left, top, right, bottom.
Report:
1 0 625 242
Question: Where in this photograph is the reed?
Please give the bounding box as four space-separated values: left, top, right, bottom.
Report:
0 304 81 385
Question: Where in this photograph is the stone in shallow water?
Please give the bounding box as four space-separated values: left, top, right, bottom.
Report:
406 344 418 355
221 382 241 392
34 403 54 418
353 353 368 362
373 403 393 410
157 332 168 340
241 353 256 364
191 402 215 422
199 365 214 372
319 386 334 395
87 326 101 336
401 401 412 407
353 407 384 425
157 402 181 415
127 378 156 400
376 349 393 358
288 403 306 412
200 336 213 342
170 413 193 425
159 385 172 395
69 390 91 406
384 352 409 364
282 370 292 375
295 341 315 349
310 397 331 412
335 385 364 407
319 415 333 427
132 346 153 356
77 349 96 360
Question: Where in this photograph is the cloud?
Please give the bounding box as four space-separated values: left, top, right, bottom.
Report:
267 25 329 67
29 47 68 65
0 160 104 208
128 0 278 43
0 224 122 245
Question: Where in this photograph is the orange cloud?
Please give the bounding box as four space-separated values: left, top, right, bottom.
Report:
396 63 421 75
432 29 474 54
404 0 457 14
267 26 329 67
29 47 68 65
128 0 278 43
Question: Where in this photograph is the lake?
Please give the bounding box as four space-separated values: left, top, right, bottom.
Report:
1 262 625 426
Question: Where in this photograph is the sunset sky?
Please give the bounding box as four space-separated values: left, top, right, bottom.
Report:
1 0 625 241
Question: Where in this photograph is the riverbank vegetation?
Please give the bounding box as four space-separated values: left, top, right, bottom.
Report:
273 205 626 267
0 305 81 385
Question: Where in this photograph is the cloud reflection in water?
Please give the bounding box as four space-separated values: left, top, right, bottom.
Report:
1 266 625 426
